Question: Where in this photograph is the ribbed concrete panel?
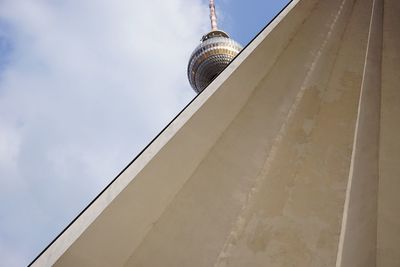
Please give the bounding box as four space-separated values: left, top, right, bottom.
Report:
31 0 399 266
126 0 370 266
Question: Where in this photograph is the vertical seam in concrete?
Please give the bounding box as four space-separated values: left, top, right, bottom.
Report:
335 0 383 265
376 2 386 265
375 2 384 266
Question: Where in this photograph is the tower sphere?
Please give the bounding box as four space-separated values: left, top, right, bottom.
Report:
187 30 242 93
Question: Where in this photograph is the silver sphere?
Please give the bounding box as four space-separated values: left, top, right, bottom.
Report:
187 30 242 93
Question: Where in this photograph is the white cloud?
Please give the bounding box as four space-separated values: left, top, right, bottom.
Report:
0 0 208 265
0 123 20 171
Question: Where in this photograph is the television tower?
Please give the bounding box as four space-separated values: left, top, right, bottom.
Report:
187 0 242 93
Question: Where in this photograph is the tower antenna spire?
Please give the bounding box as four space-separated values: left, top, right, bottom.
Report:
209 0 218 31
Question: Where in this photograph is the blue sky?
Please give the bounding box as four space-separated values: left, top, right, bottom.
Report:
0 0 289 265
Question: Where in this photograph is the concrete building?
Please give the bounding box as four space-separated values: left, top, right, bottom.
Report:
31 0 399 266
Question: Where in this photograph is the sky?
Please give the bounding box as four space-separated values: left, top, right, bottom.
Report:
0 0 290 266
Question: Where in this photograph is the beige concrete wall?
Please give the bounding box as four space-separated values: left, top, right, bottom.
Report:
377 0 400 266
31 0 400 266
